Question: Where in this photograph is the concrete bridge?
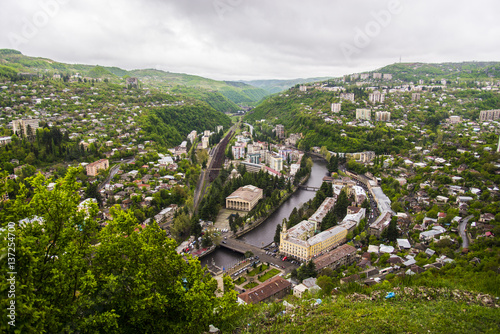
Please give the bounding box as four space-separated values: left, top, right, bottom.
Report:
218 237 299 273
298 185 320 191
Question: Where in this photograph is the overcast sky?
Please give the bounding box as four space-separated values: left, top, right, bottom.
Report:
1 0 499 81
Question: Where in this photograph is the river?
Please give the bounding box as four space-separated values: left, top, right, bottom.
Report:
200 158 328 269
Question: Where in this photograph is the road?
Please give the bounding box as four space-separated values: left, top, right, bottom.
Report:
244 123 254 136
459 215 474 249
98 157 134 191
221 237 299 274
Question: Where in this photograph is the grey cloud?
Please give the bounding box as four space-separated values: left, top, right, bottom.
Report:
0 0 499 80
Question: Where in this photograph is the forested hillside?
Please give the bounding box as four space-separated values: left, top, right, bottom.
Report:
141 102 232 146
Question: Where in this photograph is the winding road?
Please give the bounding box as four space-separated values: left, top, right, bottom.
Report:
459 215 474 249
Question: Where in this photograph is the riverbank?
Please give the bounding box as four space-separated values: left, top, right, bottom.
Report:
232 172 311 239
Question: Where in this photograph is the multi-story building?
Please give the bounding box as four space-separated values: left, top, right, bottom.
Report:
201 136 209 149
338 207 366 232
411 93 421 101
279 221 347 262
299 85 307 92
86 159 109 176
0 136 12 146
285 133 303 146
238 276 291 304
479 109 500 121
269 154 283 172
375 111 391 122
383 73 392 80
248 153 261 164
308 197 336 227
275 124 285 139
226 185 263 211
331 103 341 113
313 244 357 271
232 145 245 160
369 91 385 104
12 119 39 138
350 185 367 205
340 93 355 102
356 108 371 121
278 149 292 162
369 211 393 237
187 130 197 143
372 72 382 79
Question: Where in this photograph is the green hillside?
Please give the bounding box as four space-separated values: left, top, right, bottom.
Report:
0 49 269 109
140 101 232 146
371 62 500 83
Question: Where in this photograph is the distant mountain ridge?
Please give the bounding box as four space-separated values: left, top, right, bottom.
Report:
0 49 268 107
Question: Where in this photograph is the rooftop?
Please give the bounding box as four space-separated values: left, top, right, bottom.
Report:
313 244 357 270
238 276 291 304
226 185 263 202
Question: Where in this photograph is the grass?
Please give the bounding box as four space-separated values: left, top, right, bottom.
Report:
228 290 500 333
258 268 281 282
247 264 269 277
234 276 246 285
243 282 259 290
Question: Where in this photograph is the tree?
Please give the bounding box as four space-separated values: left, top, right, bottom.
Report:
316 275 334 295
0 167 240 333
382 217 399 242
327 154 338 174
321 210 337 231
274 223 282 244
361 198 370 210
25 152 36 165
333 189 349 220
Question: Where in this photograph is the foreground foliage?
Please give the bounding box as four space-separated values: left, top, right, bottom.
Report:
0 168 239 333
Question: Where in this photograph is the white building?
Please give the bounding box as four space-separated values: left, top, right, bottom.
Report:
356 108 371 121
369 91 385 104
232 145 245 160
331 103 341 113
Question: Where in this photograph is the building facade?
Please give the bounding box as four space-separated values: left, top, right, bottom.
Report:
331 103 341 113
369 91 385 104
86 159 109 176
269 154 283 172
479 109 500 121
340 93 355 102
275 124 285 139
12 119 39 138
232 145 245 160
313 244 357 271
356 108 371 120
279 221 347 262
226 185 263 211
375 111 391 122
238 276 291 304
